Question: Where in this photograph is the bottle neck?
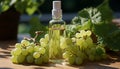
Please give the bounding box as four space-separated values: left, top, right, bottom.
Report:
52 15 62 20
52 9 62 20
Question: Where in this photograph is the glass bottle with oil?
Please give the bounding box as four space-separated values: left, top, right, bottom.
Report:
49 1 66 60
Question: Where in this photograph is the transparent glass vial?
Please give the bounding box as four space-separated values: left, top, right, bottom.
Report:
49 1 65 59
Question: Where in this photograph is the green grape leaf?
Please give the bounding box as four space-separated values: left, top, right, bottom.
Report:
71 0 120 51
26 0 39 15
93 22 118 37
72 7 102 31
80 20 92 30
26 6 37 15
103 30 120 51
73 7 102 25
14 1 26 13
96 47 105 56
2 5 9 12
72 16 81 24
29 16 48 41
97 0 113 23
37 0 45 6
1 0 11 12
65 24 81 37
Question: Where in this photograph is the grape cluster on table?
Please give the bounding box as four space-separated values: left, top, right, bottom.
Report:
11 30 107 65
61 30 107 65
11 34 49 65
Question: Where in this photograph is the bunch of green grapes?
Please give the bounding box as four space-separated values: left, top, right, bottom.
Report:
11 34 49 65
62 30 107 65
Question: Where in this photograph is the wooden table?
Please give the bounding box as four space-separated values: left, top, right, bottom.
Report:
0 41 120 69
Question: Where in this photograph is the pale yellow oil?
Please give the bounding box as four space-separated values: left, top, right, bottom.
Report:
49 20 65 59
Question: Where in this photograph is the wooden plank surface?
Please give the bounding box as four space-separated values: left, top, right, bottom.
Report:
0 41 120 69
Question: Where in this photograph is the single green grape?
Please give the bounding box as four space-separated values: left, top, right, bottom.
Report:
21 40 30 46
75 33 81 38
68 55 76 65
26 46 34 53
89 47 96 55
34 46 40 52
16 54 25 63
76 38 85 46
86 30 92 36
39 47 46 54
89 55 95 61
71 37 76 42
26 54 34 63
75 57 83 65
40 38 44 42
34 57 42 65
42 54 49 63
15 43 22 48
76 51 85 59
62 51 71 59
21 49 28 56
40 42 47 47
13 48 22 56
80 42 88 51
33 52 40 59
11 56 18 63
80 30 86 37
86 37 93 46
81 40 88 47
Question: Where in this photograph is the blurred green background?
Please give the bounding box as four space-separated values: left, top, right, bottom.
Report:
18 0 120 34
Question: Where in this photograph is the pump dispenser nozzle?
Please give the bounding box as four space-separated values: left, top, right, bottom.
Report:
52 1 62 19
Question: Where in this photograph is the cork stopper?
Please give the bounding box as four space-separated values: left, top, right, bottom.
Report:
52 1 62 19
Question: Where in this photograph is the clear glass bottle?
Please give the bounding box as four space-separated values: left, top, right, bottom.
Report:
49 1 65 59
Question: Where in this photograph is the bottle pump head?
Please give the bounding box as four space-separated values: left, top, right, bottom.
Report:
52 1 62 19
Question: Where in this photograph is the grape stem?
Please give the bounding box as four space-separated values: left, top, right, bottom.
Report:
24 31 43 44
34 31 43 41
